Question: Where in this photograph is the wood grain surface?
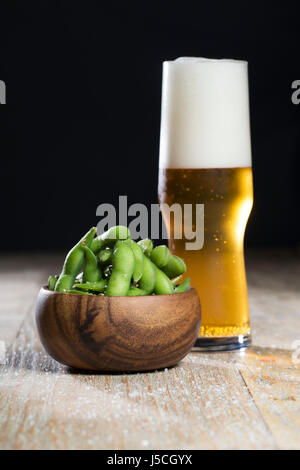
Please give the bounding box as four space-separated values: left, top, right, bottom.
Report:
0 250 299 450
36 286 201 371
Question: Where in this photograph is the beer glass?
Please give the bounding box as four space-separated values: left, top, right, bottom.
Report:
158 58 253 350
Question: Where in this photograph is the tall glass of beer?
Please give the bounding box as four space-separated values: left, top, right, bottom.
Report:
158 57 253 350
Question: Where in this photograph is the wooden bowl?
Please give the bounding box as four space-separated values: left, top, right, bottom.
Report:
35 287 201 372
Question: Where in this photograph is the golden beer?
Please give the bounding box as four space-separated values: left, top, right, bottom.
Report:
158 57 253 349
159 167 253 338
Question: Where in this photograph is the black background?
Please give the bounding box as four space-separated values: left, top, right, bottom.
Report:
1 1 300 251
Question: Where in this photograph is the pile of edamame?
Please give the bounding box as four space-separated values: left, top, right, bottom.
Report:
49 226 190 296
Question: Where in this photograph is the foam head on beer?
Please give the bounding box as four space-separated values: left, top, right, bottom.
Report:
159 57 252 169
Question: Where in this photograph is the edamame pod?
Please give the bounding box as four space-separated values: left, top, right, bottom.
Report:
139 255 156 294
161 255 186 279
137 239 153 257
91 226 130 253
55 227 97 292
152 263 175 295
106 241 135 296
171 275 183 286
175 278 190 293
98 248 113 266
150 245 171 268
48 275 58 291
127 287 147 296
66 289 93 295
124 239 144 282
51 225 190 296
73 280 107 293
82 245 102 283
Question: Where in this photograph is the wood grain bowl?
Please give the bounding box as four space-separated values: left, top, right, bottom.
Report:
36 286 201 372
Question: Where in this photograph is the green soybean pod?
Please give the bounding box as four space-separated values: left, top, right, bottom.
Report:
106 241 135 296
55 227 97 292
48 275 58 291
82 245 102 283
73 280 107 293
66 289 93 295
124 239 144 282
91 226 130 253
127 287 147 296
150 245 171 268
139 255 156 294
175 278 190 293
162 255 187 279
137 239 153 257
90 237 103 254
98 248 113 266
171 275 182 286
152 263 175 295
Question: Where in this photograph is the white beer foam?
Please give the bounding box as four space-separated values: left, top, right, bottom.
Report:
159 57 252 168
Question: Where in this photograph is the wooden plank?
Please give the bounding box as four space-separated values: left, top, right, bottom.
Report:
0 253 62 345
239 250 300 449
239 347 300 450
0 250 299 449
246 249 300 349
0 311 277 450
189 346 300 450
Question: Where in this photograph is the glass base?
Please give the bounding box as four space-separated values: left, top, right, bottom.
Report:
192 333 251 352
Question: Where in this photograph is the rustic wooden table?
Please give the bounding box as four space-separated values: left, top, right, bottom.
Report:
0 250 299 450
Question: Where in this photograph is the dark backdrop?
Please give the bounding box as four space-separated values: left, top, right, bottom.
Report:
1 1 300 251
